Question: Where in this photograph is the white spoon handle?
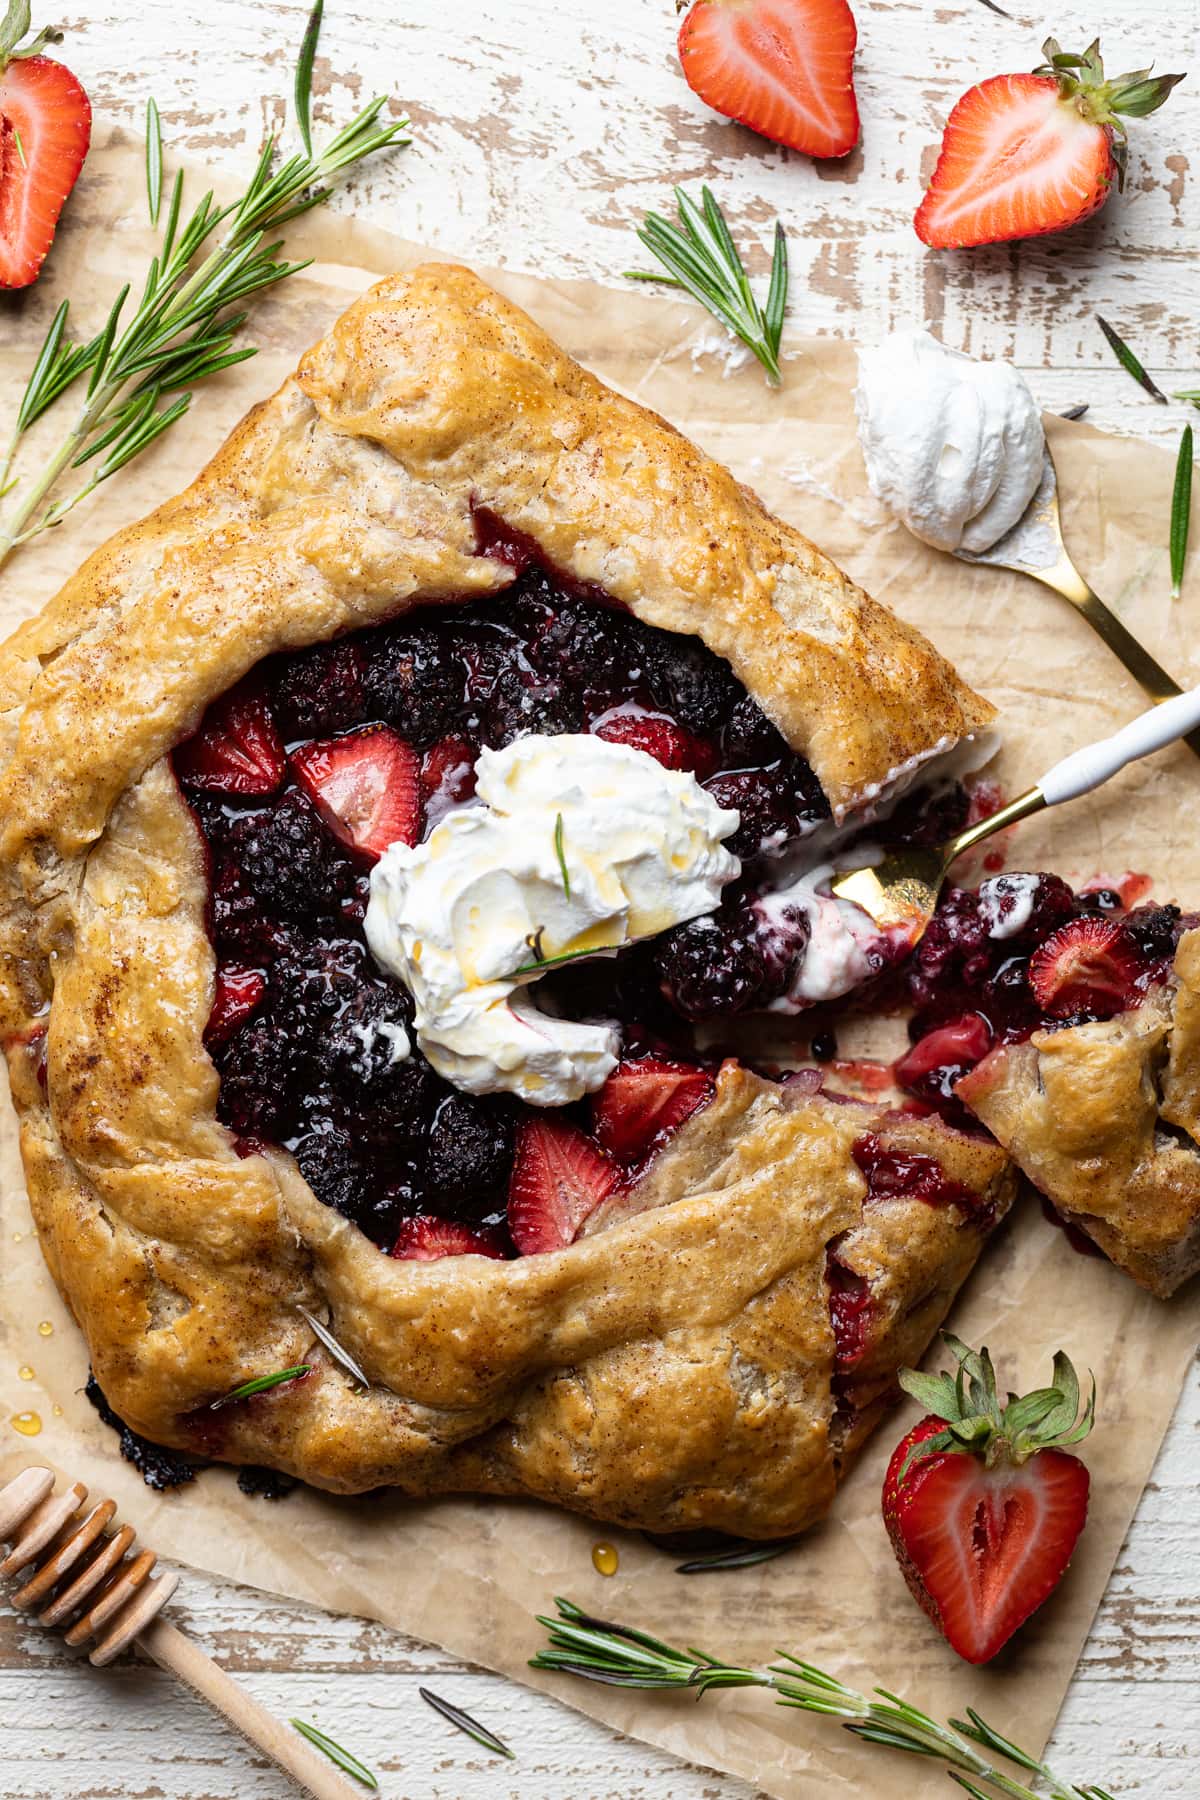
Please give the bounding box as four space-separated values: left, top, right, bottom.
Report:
1038 685 1200 807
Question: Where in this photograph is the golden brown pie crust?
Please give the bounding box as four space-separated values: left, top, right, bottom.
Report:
958 930 1200 1298
0 265 1007 1535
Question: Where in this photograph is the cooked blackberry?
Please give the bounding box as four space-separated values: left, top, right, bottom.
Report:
226 790 358 923
722 692 790 764
1125 903 1183 962
270 639 367 739
656 910 770 1020
425 1092 515 1205
361 626 466 745
705 759 829 860
483 665 584 744
213 1017 306 1137
645 632 739 733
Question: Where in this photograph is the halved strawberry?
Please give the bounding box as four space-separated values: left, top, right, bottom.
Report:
915 40 1185 250
507 1115 618 1255
0 13 91 289
1028 917 1139 1019
390 1217 505 1261
677 0 859 160
174 683 286 797
205 965 266 1046
291 727 419 862
884 1335 1094 1664
594 710 715 777
591 1057 715 1166
894 1014 993 1086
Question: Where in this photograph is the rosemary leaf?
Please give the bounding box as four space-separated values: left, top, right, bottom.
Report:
627 185 789 386
1059 403 1089 421
289 1719 378 1790
419 1687 515 1760
675 1536 801 1573
295 0 324 159
211 1364 310 1408
13 123 25 168
1096 315 1168 403
512 943 617 977
145 98 163 226
554 812 570 898
297 1304 369 1390
1171 423 1194 598
1174 390 1200 407
973 0 1013 14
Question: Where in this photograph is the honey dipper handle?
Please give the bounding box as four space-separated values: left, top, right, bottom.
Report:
136 1616 359 1800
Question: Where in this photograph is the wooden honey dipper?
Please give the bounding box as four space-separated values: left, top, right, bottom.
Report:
0 1465 358 1798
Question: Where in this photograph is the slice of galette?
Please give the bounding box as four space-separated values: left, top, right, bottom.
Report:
0 263 1011 1535
889 873 1200 1298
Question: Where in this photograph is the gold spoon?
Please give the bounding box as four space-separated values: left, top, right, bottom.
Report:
956 446 1200 758
832 683 1200 938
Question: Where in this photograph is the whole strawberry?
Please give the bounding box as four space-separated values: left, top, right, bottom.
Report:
916 38 1185 249
0 0 91 288
677 0 859 160
883 1334 1095 1665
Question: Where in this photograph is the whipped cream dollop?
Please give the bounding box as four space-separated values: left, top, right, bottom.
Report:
365 735 740 1105
855 329 1045 554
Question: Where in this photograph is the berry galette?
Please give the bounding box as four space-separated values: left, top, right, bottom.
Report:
0 265 1191 1538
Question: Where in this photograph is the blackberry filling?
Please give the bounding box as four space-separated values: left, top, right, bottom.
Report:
894 873 1194 1126
175 564 830 1252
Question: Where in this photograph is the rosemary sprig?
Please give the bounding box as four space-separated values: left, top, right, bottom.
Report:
0 6 409 569
1096 316 1168 404
554 812 571 899
627 185 789 386
289 1719 378 1790
531 1599 1111 1800
211 1364 310 1408
419 1686 516 1760
1171 422 1194 599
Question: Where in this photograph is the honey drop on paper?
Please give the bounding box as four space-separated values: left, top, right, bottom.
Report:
11 1411 41 1437
51 1404 63 1419
592 1542 618 1577
37 1321 53 1337
17 1365 34 1382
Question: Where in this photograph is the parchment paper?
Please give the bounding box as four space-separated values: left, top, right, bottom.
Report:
1 126 1197 1799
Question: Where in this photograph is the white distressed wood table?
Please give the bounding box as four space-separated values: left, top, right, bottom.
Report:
2 1 1198 1794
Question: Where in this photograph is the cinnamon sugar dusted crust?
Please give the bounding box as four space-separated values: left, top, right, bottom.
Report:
0 265 1006 1533
959 930 1200 1300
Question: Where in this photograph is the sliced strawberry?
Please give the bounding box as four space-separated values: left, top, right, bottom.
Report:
677 0 859 160
894 1014 993 1086
205 965 266 1046
1027 917 1139 1019
0 37 91 290
915 43 1185 250
390 1216 505 1261
507 1115 618 1255
594 710 715 777
291 726 419 861
420 734 478 810
174 682 286 797
591 1057 715 1166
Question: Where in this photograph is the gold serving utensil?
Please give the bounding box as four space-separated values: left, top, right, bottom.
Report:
833 684 1200 939
956 446 1200 759
0 1465 357 1798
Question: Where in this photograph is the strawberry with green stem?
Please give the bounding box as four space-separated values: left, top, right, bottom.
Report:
916 37 1185 249
0 0 90 288
884 1334 1095 1665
